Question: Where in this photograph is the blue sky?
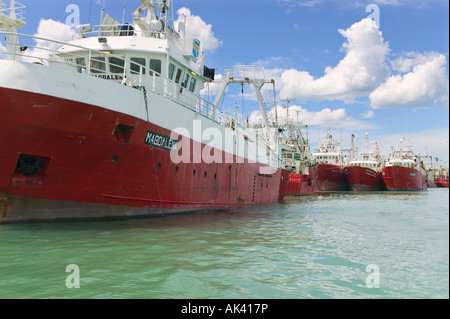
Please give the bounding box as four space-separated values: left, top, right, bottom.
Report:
13 0 450 165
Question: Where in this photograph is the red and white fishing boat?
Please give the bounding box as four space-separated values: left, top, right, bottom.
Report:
381 137 427 191
434 168 449 188
344 133 383 191
278 102 317 196
0 0 289 223
310 132 346 192
284 150 317 196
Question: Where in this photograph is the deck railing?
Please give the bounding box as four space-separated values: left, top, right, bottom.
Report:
0 31 255 131
0 1 26 22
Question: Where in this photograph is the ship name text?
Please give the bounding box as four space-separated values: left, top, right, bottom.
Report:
145 130 178 152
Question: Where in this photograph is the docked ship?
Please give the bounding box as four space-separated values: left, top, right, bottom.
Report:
310 132 347 192
434 168 449 188
344 133 383 191
282 132 317 196
381 137 427 191
0 0 289 223
278 102 317 196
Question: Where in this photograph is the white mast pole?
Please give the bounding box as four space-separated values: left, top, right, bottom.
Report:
100 0 106 24
122 0 127 24
9 0 16 19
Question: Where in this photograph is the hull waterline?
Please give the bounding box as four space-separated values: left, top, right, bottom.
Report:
0 87 289 223
344 166 382 191
315 163 347 192
381 166 427 191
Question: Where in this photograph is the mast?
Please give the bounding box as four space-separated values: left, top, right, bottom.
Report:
100 0 106 24
133 0 173 38
0 0 27 61
364 132 369 154
121 0 127 24
351 133 356 160
211 66 275 143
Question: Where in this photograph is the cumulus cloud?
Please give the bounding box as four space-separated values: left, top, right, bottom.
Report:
200 73 224 96
390 51 444 73
370 52 449 109
360 110 375 119
249 104 374 130
23 19 77 63
279 18 390 102
277 0 439 8
175 7 223 53
378 128 449 163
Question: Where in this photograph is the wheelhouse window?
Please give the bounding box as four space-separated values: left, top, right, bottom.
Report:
90 56 106 73
181 73 190 88
168 63 175 80
189 77 197 92
76 57 86 73
130 57 146 75
174 68 183 84
149 59 162 76
109 57 125 74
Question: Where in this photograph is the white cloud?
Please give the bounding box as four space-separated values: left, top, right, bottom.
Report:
360 110 375 119
34 19 77 43
23 19 77 64
278 18 390 102
390 51 443 73
370 53 449 109
175 8 223 53
249 104 374 130
377 128 449 164
200 73 224 96
277 0 445 8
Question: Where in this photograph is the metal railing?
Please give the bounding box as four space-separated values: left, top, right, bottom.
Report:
224 65 267 80
0 31 252 129
0 1 26 22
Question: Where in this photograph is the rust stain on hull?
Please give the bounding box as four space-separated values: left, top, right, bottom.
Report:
1 196 8 221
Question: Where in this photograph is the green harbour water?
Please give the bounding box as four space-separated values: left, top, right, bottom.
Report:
0 188 448 299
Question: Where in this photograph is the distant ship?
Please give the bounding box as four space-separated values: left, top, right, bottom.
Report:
277 101 319 197
344 133 383 191
434 168 449 188
284 157 318 196
0 0 289 223
381 137 427 191
310 132 347 192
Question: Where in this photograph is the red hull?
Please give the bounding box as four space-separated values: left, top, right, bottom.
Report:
344 166 382 191
435 179 449 188
286 167 318 196
0 88 289 222
381 166 427 191
315 163 347 191
286 173 301 196
300 166 318 195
